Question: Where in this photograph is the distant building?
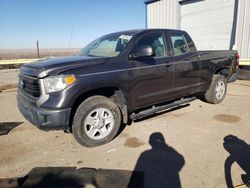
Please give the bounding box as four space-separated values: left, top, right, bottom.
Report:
145 0 250 61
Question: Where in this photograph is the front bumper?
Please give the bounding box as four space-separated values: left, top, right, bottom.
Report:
17 93 71 130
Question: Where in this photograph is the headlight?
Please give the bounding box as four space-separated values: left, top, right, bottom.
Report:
44 75 76 94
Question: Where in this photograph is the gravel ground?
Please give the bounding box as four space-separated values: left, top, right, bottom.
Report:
0 69 19 86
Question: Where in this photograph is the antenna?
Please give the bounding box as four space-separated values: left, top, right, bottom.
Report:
67 25 74 56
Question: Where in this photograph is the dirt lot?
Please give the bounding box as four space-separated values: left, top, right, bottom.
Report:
0 71 249 187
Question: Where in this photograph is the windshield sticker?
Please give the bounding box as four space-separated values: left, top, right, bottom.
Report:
119 35 133 41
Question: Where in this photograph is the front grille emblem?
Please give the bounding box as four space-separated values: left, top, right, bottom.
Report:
20 79 25 89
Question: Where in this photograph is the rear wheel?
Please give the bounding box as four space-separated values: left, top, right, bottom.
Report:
72 96 121 147
204 75 227 104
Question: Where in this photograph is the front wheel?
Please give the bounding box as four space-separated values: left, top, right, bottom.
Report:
204 75 227 104
72 96 121 147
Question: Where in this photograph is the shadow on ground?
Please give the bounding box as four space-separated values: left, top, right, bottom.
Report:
129 132 185 188
0 122 23 135
0 167 144 188
0 132 185 188
224 135 250 188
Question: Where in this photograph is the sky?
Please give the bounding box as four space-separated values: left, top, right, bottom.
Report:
0 0 146 49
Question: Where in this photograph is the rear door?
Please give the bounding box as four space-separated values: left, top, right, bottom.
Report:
167 31 201 97
128 31 174 109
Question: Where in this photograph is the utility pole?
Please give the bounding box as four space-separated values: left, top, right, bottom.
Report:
68 25 74 56
36 40 40 58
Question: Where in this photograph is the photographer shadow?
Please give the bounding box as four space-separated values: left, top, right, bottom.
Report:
223 135 250 188
129 132 185 188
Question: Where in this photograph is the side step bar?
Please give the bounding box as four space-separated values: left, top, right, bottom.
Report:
130 97 196 120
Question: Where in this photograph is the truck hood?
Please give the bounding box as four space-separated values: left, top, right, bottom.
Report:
20 56 108 78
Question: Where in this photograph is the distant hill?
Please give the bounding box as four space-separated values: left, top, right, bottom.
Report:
0 48 81 60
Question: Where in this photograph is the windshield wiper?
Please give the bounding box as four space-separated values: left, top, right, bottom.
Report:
87 54 102 57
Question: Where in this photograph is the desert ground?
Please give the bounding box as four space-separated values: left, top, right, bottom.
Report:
0 48 80 60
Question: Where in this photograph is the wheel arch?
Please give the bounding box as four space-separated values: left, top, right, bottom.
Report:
69 87 128 131
214 67 229 78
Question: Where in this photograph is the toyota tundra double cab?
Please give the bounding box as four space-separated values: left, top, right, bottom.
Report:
17 29 239 147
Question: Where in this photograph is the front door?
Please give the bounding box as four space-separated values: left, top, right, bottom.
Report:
128 31 174 110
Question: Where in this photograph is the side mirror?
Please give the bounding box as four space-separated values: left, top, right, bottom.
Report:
130 45 155 59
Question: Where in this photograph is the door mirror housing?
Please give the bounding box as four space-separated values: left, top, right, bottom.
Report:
130 45 155 59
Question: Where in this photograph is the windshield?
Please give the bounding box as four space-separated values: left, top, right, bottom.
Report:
79 33 134 57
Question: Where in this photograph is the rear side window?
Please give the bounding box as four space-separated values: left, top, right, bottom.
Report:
136 33 166 57
170 33 190 56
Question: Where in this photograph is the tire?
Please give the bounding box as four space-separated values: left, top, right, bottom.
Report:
72 95 121 147
204 75 227 104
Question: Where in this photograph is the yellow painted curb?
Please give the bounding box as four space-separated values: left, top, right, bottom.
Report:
240 59 250 66
0 59 40 65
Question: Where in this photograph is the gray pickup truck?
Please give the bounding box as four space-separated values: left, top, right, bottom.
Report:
17 29 238 147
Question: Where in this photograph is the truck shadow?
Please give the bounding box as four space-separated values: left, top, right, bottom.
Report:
223 135 250 188
0 122 23 136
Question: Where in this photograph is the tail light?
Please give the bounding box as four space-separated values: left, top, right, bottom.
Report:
235 53 240 67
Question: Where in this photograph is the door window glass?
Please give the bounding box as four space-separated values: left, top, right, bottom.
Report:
170 33 190 56
137 33 166 57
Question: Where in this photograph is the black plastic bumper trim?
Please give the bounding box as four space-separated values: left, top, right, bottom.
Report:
17 94 71 130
